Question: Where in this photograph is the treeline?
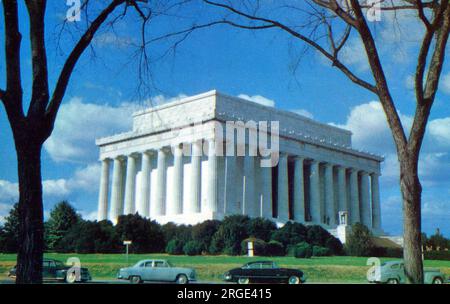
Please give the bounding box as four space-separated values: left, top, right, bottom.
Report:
1 201 449 260
0 201 342 257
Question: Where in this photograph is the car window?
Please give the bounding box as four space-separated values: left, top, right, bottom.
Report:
261 262 273 269
246 263 262 269
54 261 64 268
43 261 51 268
144 262 153 268
391 264 399 269
154 261 167 268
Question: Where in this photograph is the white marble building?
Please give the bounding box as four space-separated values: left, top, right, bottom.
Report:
96 90 383 234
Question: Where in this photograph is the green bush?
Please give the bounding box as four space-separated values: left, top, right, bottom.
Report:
293 242 313 259
270 222 307 248
312 245 331 257
424 250 450 261
307 225 343 255
183 241 202 256
371 247 403 258
191 220 221 253
209 215 250 255
344 223 374 257
166 239 185 255
265 240 285 256
247 218 277 242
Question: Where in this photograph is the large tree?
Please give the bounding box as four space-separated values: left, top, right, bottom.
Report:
202 0 450 283
0 0 174 283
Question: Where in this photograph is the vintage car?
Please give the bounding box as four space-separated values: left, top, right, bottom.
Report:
117 259 196 284
367 260 448 284
8 258 92 283
223 261 306 284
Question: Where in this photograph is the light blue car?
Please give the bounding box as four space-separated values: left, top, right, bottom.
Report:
117 259 196 284
367 261 447 284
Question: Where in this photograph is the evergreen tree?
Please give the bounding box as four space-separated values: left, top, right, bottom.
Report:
0 203 19 252
45 201 80 250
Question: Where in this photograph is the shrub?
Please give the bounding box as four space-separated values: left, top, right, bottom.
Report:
306 225 343 255
162 223 192 244
312 245 331 257
183 241 202 256
424 250 450 261
344 223 375 257
166 239 185 255
191 220 221 253
115 214 165 253
371 247 403 258
265 240 285 256
293 242 313 259
209 215 250 255
270 222 307 248
247 218 277 242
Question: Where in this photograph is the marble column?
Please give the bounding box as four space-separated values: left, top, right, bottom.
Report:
124 154 137 215
324 163 336 226
243 154 256 217
349 169 360 224
337 166 347 216
169 144 183 215
261 164 273 219
188 141 202 213
138 152 152 217
97 158 110 221
293 157 305 222
277 153 289 221
109 157 124 224
224 156 237 214
309 160 321 224
206 139 218 213
360 171 371 227
153 148 167 216
371 173 382 231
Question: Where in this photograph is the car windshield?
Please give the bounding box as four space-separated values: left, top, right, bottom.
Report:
166 261 173 267
54 261 64 267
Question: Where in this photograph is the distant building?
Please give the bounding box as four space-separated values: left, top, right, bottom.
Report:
96 90 383 234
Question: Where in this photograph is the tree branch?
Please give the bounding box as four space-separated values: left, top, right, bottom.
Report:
25 0 50 118
45 0 126 131
348 0 408 153
203 0 376 93
2 0 24 120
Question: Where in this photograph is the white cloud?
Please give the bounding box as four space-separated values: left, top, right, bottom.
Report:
93 32 135 49
0 180 19 202
429 117 450 146
238 94 275 107
68 163 101 193
440 73 450 94
44 97 136 163
340 38 369 72
291 109 314 119
0 203 14 225
43 179 70 197
332 101 450 188
78 210 98 221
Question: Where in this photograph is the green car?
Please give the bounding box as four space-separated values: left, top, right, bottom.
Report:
367 260 447 284
8 259 92 283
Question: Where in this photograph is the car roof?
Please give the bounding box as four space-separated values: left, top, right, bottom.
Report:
246 261 274 264
384 261 403 265
139 259 166 263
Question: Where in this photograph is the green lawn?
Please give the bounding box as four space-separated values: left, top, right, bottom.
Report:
1 253 449 283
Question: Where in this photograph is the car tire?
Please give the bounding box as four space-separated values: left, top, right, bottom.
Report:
387 278 399 284
176 274 189 284
238 277 250 284
432 277 443 284
65 272 77 284
130 276 142 284
288 276 301 284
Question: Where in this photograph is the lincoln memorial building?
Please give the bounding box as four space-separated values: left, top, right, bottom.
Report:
96 90 383 234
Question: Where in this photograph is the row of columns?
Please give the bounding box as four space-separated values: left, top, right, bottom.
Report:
273 154 381 229
98 145 381 231
98 140 217 224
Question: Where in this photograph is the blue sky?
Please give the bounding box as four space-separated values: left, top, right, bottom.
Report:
0 1 449 237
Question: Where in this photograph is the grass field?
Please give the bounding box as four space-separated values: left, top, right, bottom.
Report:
1 254 449 283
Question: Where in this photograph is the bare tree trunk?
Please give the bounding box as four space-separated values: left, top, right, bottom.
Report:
15 138 44 284
400 158 423 284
